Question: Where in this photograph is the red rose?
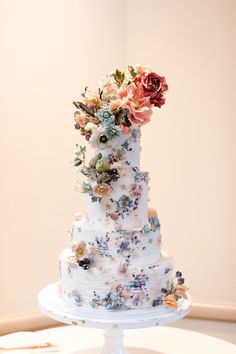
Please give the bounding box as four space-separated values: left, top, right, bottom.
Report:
135 72 168 108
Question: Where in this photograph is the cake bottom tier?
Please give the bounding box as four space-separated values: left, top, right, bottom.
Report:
59 249 173 311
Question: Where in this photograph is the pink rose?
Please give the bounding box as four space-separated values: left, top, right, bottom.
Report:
135 72 168 108
119 84 153 127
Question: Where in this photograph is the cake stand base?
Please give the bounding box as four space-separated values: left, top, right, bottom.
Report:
38 283 191 354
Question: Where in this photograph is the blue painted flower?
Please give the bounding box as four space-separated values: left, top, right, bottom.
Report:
117 195 133 212
103 292 125 311
152 296 163 307
97 106 115 126
149 215 160 230
104 124 121 140
130 127 140 142
117 240 130 254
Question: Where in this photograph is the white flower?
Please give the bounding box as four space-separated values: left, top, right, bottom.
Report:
85 123 103 148
100 198 116 213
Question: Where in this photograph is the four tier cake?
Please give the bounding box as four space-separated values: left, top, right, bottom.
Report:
58 65 188 311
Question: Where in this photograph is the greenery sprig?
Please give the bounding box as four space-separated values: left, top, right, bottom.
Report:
74 145 86 167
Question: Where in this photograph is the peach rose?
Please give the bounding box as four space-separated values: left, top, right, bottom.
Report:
175 285 188 299
148 208 157 219
74 112 88 127
109 98 126 111
163 294 177 309
84 91 101 107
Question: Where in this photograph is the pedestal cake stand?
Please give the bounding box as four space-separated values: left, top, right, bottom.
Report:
38 282 191 354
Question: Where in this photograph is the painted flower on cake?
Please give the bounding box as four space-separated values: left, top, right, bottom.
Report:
100 198 116 213
175 284 188 299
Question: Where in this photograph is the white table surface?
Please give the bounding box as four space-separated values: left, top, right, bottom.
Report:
34 324 236 354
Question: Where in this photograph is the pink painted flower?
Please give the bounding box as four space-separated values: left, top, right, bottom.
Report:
110 212 119 220
135 72 168 108
118 262 128 275
93 183 112 198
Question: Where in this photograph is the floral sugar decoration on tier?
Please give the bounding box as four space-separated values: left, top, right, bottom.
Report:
152 271 189 310
73 64 168 133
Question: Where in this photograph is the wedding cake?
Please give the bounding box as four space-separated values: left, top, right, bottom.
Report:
58 65 188 311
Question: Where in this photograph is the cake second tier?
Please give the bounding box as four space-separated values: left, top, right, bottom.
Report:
71 219 162 268
86 167 149 230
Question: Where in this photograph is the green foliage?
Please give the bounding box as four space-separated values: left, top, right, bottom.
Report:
75 181 92 193
115 109 128 125
128 65 137 78
112 69 125 87
74 145 86 167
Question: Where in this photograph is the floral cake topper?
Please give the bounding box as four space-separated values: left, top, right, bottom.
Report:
73 64 168 145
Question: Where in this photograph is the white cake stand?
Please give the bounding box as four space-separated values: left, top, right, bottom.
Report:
38 282 191 354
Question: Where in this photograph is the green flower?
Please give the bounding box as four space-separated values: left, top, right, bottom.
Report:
95 158 110 173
